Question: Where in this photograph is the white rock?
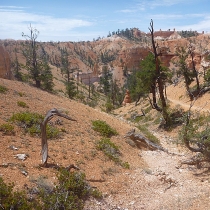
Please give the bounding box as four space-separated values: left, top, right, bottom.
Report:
14 154 28 161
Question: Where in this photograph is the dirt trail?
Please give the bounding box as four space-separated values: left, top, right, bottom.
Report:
86 128 210 210
168 97 210 113
86 97 210 209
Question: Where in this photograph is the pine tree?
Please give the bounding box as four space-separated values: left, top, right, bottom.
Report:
12 53 22 81
99 65 112 95
60 49 77 99
22 25 54 91
22 25 41 88
175 46 194 99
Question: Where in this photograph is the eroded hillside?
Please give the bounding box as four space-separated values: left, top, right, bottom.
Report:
1 78 210 209
0 78 142 194
1 31 210 209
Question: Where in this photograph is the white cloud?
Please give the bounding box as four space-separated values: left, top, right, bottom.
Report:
136 0 192 9
177 16 210 33
0 6 26 9
0 7 93 41
120 9 137 13
120 0 194 13
150 13 206 21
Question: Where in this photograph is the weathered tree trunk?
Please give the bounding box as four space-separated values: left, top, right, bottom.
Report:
149 19 169 123
40 108 76 166
190 50 200 91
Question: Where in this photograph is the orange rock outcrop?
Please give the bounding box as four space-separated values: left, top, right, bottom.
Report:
122 90 132 105
0 46 12 79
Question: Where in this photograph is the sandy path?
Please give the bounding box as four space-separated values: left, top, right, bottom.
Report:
86 125 210 210
168 97 210 112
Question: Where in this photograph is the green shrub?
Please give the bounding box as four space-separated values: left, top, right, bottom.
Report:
179 113 210 159
18 92 25 97
10 111 43 128
90 188 103 199
0 177 40 209
97 138 120 163
92 120 118 137
40 169 102 210
96 138 130 168
121 161 130 169
0 123 15 135
17 101 29 108
9 111 60 139
104 101 114 113
0 85 8 94
137 125 159 144
0 170 102 210
166 107 186 129
46 124 60 139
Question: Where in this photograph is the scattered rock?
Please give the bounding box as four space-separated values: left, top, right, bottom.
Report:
21 170 28 176
0 163 9 168
14 154 28 161
9 145 18 150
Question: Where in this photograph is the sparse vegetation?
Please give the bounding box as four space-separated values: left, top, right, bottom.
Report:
0 169 102 210
180 109 210 160
0 123 15 135
137 125 159 144
0 85 8 94
96 138 130 168
18 92 25 97
0 177 40 209
167 107 186 128
92 120 118 137
17 100 29 108
9 111 60 138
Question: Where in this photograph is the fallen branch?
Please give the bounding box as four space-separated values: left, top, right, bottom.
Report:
124 129 167 152
86 178 106 182
180 155 210 168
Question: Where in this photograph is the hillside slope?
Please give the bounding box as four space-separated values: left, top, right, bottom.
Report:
1 78 210 209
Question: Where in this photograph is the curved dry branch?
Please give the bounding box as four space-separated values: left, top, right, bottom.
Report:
40 108 76 166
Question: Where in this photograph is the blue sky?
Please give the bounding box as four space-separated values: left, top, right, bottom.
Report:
0 0 210 42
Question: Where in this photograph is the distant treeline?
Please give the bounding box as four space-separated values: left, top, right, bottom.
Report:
178 30 199 38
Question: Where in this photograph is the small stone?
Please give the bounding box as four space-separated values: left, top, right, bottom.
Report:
21 170 28 176
1 163 9 168
14 154 28 161
9 145 18 150
129 201 135 205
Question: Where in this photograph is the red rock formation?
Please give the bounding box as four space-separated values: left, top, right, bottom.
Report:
122 90 132 105
118 47 150 70
0 46 12 79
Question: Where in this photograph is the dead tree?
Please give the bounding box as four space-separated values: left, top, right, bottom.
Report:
149 19 169 124
40 108 76 166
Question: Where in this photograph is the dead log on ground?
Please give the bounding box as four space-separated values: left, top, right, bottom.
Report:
124 129 167 152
